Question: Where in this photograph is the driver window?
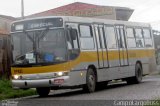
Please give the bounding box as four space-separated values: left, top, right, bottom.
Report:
66 28 79 50
66 23 80 60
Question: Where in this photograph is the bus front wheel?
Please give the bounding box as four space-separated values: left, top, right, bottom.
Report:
36 87 50 97
83 68 96 93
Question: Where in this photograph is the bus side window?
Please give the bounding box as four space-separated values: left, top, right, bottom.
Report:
143 28 152 48
126 27 136 48
79 25 94 50
135 28 144 48
105 26 117 49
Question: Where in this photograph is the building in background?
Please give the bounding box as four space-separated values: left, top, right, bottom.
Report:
0 15 16 78
27 2 134 21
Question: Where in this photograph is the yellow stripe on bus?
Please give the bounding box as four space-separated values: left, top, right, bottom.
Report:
11 49 155 75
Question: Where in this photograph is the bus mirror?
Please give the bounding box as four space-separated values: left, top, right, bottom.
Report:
70 29 77 40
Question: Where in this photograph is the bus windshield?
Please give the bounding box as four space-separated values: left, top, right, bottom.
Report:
11 28 67 65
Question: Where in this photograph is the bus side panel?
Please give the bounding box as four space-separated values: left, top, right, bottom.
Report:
68 70 87 86
68 51 98 86
148 49 157 73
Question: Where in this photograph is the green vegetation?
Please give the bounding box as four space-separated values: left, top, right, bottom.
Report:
0 79 37 100
145 100 160 106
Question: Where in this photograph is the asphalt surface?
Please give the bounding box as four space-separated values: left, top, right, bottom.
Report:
3 74 160 106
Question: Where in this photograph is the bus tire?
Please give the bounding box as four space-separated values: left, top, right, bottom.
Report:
83 68 96 93
127 63 142 84
36 87 50 97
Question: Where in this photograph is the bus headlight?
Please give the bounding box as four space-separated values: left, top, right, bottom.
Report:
13 75 19 80
13 75 22 80
56 72 68 77
57 72 63 76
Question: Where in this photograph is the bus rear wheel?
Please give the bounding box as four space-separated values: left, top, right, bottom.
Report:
83 68 96 93
127 63 142 84
36 87 50 97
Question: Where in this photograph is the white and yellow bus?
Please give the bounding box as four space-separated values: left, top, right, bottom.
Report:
11 16 156 96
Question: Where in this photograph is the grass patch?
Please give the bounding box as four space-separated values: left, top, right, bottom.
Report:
0 79 37 100
145 100 160 106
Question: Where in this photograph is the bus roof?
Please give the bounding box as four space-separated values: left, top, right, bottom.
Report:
12 16 151 28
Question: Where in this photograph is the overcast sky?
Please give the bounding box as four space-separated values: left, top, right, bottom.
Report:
0 0 160 30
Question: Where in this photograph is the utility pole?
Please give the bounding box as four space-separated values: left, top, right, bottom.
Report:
21 0 24 19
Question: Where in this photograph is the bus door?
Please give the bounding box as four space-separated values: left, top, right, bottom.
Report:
93 24 109 68
115 25 129 66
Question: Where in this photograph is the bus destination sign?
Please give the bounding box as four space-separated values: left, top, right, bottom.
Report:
11 18 63 32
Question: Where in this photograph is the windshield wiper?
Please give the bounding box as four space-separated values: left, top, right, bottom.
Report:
23 28 49 44
22 28 49 64
38 27 49 41
24 30 34 42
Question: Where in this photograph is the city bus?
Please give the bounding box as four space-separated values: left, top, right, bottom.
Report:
10 16 156 96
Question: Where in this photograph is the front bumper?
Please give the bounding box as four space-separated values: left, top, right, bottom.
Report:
12 76 70 89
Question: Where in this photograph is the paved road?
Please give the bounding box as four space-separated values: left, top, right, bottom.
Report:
8 74 160 106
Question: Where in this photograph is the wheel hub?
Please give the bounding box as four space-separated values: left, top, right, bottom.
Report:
89 75 95 88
